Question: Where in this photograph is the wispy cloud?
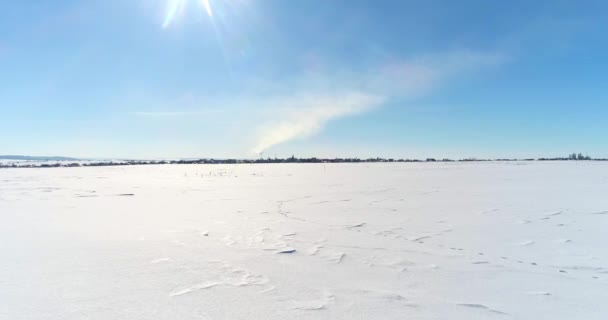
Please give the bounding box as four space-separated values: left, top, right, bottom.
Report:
127 49 507 156
132 111 198 117
131 110 228 117
371 50 507 96
250 49 507 154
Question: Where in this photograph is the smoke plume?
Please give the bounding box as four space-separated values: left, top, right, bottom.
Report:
252 93 385 155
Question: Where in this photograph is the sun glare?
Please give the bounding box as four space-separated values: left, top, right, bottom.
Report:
163 0 214 29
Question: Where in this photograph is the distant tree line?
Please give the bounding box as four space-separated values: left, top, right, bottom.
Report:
570 152 592 160
538 152 594 161
1 153 605 169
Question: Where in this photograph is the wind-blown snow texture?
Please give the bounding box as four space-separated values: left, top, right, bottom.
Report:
1 162 607 319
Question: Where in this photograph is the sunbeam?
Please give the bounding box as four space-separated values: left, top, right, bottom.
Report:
162 0 187 29
163 0 214 28
160 0 237 77
202 0 214 17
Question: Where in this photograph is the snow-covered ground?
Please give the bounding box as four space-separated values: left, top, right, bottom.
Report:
1 162 607 319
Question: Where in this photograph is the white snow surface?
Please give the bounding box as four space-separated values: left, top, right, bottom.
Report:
1 161 607 319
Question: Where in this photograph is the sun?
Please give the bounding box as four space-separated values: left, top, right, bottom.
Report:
162 0 214 29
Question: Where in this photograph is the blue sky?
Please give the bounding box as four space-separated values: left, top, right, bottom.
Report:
1 0 607 159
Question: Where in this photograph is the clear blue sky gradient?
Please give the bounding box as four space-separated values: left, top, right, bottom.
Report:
1 0 607 159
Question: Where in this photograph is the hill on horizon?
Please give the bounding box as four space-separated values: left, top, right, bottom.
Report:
0 155 79 161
